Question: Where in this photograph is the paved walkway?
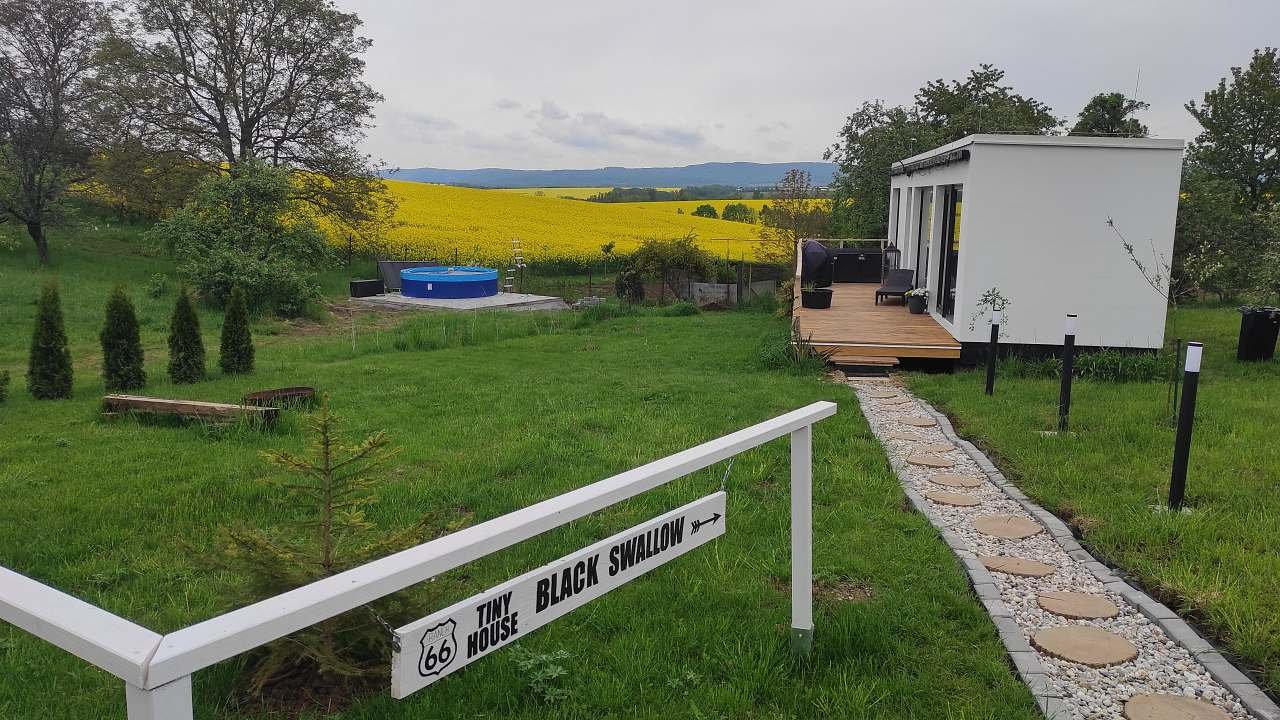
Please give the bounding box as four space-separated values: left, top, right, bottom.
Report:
848 377 1279 720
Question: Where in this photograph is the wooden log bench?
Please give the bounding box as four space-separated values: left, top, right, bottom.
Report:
102 394 279 424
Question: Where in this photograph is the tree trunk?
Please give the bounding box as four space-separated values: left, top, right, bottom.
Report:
27 221 48 266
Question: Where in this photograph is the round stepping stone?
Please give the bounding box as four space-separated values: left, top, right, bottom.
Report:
919 442 954 454
900 417 937 427
924 490 979 507
1031 626 1137 667
979 555 1056 578
865 389 899 399
1038 591 1120 619
885 431 924 441
929 473 983 489
1123 694 1230 720
973 514 1043 540
907 454 955 469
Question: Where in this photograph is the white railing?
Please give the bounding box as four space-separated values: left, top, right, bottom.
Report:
0 402 837 719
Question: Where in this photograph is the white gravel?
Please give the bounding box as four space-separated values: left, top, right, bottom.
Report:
848 378 1254 720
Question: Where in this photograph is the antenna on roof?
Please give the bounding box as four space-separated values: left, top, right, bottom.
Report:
1132 66 1142 101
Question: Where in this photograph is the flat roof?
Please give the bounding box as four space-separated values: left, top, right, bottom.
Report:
896 133 1185 167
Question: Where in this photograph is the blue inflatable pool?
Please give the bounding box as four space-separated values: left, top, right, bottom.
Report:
401 266 499 299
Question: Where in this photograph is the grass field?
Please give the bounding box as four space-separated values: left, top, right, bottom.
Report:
907 306 1280 695
375 181 763 265
0 230 1038 718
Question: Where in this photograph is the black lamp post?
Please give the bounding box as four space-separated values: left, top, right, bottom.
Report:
1168 341 1203 510
1058 314 1077 432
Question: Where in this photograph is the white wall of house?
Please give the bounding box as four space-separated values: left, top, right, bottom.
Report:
889 135 1184 349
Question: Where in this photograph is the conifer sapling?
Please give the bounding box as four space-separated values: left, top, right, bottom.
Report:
101 286 146 391
219 285 254 374
28 283 73 399
168 289 206 384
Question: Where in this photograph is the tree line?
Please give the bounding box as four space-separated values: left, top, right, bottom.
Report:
586 185 757 203
819 54 1280 303
0 0 392 311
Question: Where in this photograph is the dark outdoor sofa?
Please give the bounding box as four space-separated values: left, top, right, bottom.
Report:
874 269 915 305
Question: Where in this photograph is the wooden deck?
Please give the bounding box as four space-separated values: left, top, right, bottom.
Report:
795 283 961 363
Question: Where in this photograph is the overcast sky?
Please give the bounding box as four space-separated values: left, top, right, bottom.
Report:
339 0 1280 170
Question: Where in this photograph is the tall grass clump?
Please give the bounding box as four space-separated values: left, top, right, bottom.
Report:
101 287 146 391
28 283 73 399
758 321 831 373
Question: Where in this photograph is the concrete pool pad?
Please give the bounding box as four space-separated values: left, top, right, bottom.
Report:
350 292 570 312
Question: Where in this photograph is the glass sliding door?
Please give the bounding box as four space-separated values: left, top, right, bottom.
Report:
937 185 963 322
914 187 933 291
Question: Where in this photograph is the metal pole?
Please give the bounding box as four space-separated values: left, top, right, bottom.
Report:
126 677 193 720
1168 342 1202 510
1059 314 1077 432
985 310 1001 395
790 424 813 655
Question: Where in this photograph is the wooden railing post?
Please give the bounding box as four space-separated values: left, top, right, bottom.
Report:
126 677 193 720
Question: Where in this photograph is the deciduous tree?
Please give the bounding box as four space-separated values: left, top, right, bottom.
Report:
0 0 111 264
915 64 1060 142
1071 93 1149 137
758 169 829 268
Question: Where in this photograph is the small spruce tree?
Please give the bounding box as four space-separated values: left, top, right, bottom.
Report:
219 286 254 374
203 397 427 699
0 369 10 404
28 283 73 399
167 289 206 384
101 286 146 391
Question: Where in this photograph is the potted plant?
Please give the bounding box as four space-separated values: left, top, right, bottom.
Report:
905 288 929 314
800 282 833 309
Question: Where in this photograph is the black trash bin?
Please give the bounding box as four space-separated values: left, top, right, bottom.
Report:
1237 306 1280 361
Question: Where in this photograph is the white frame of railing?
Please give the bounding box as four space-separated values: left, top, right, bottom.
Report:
0 401 836 719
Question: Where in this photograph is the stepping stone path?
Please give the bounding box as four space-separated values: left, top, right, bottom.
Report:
907 454 955 469
1038 590 1120 619
928 473 984 489
847 379 1266 720
1124 694 1232 720
924 490 979 507
979 554 1056 578
973 514 1044 540
1031 626 1138 667
885 431 925 441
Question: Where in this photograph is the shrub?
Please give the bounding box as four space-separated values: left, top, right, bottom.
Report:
0 369 9 404
201 398 428 699
615 263 645 303
27 283 73 399
721 202 757 224
146 273 169 299
101 286 146 391
146 162 330 317
758 321 831 373
219 286 254 375
691 203 718 219
662 301 700 316
167 290 206 384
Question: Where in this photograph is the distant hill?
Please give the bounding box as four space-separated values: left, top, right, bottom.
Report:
383 161 837 189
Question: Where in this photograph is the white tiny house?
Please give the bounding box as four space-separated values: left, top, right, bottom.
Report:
887 134 1184 351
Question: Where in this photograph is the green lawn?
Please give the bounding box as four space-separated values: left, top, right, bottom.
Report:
0 231 1037 718
908 305 1280 696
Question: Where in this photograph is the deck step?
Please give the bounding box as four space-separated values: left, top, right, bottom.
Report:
827 352 899 367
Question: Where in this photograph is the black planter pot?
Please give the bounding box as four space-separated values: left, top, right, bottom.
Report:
800 288 833 309
907 295 927 314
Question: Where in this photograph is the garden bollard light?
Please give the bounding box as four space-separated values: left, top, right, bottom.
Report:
985 310 1001 395
1059 314 1077 432
1168 341 1202 510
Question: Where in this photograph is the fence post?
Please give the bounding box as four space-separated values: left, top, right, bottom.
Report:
126 677 193 720
1058 314 1077 432
985 310 1001 395
790 424 813 655
1168 342 1202 510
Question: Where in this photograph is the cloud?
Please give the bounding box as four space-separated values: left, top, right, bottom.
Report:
755 121 791 134
383 109 457 144
494 98 522 111
532 103 707 153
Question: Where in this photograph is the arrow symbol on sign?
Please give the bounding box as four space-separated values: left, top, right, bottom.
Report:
691 512 722 533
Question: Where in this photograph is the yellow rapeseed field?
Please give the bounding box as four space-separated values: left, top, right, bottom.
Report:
363 181 765 264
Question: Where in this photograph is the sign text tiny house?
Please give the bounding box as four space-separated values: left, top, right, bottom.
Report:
391 492 727 699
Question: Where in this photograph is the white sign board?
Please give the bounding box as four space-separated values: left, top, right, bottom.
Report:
391 492 726 698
